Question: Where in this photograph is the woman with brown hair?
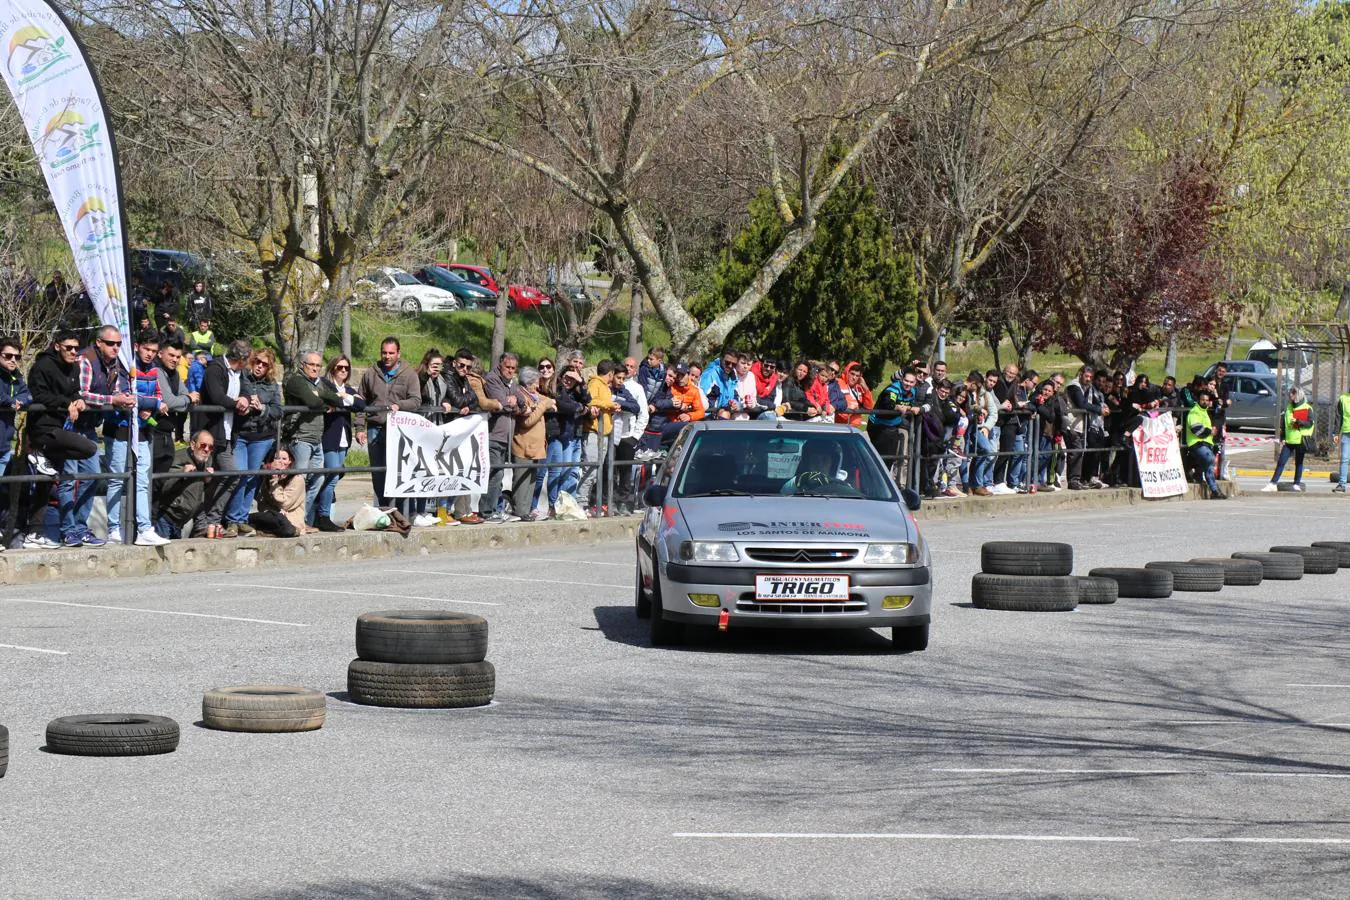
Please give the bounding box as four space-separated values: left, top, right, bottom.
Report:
223 346 282 536
313 355 364 532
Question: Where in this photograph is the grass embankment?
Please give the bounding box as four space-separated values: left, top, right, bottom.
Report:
327 306 670 370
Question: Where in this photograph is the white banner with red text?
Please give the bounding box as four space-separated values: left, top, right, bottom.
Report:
1132 412 1187 498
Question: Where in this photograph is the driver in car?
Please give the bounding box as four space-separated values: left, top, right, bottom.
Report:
780 441 846 495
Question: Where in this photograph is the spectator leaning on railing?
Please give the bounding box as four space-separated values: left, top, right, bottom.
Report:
511 365 553 521
224 347 282 538
285 348 349 527
0 334 32 477
358 336 421 511
152 337 189 514
193 339 251 537
20 330 98 550
478 352 527 524
314 355 364 532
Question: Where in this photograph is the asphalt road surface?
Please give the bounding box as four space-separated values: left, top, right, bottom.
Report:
2 494 1349 898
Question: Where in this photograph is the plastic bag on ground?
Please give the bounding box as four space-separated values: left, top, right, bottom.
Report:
351 505 391 531
554 490 589 521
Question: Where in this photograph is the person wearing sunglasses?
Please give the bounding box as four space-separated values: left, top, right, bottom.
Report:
311 355 366 532
0 335 32 480
154 429 226 539
19 330 98 549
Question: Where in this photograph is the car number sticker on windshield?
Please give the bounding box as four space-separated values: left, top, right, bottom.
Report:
755 574 850 601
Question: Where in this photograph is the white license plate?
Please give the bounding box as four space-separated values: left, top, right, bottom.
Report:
754 574 850 601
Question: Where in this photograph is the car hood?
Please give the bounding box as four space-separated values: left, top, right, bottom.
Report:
675 496 914 543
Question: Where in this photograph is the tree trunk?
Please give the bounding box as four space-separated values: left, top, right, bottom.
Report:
1223 320 1239 359
1164 330 1178 377
627 281 644 360
490 282 509 366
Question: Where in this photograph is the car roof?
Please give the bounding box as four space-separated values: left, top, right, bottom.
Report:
684 419 859 436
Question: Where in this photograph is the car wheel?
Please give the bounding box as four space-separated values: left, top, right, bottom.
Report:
400 298 421 315
890 624 928 653
648 565 682 647
635 558 652 619
506 297 517 312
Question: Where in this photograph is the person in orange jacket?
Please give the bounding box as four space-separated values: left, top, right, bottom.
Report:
829 361 873 427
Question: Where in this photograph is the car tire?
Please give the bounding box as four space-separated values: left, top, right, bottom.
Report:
1144 561 1225 592
1087 567 1173 599
1231 551 1304 580
971 574 1078 611
356 610 488 664
45 714 179 756
0 723 8 777
634 558 651 619
1270 545 1340 575
202 685 326 733
648 567 683 647
1309 542 1350 568
400 298 421 315
891 624 929 652
1075 576 1118 605
1189 557 1263 586
980 541 1073 577
347 659 495 709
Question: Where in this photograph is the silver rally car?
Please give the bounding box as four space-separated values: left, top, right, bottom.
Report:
635 420 932 650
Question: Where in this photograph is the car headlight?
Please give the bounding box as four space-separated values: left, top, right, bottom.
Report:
865 543 918 565
680 541 740 563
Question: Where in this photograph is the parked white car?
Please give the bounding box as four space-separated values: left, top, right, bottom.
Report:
358 266 461 314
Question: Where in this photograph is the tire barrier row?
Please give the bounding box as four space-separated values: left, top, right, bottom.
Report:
974 540 1349 611
0 610 496 775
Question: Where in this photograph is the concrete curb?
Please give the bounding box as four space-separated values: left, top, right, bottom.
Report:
0 481 1237 585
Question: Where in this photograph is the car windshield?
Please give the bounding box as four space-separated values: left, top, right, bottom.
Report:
430 266 465 282
390 271 420 285
672 429 898 502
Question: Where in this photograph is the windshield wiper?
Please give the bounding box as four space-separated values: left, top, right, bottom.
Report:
682 489 755 497
791 491 868 499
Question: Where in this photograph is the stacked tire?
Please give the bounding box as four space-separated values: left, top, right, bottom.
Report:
972 542 1078 611
348 611 495 708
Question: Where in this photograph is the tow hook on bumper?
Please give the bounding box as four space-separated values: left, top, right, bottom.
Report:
718 609 730 632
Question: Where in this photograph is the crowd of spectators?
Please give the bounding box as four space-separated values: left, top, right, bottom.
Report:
0 278 1265 551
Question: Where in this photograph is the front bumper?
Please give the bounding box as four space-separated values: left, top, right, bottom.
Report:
660 562 932 629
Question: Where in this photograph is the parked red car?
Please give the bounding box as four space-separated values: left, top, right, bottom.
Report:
435 263 551 311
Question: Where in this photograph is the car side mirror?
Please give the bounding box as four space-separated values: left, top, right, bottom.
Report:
643 484 667 507
1257 389 1271 396
901 487 921 512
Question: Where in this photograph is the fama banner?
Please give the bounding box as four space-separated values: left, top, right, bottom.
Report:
2 0 130 364
1132 411 1187 499
384 411 490 498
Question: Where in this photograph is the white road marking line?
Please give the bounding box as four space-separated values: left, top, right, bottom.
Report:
0 642 68 655
388 569 623 590
1287 684 1350 688
934 768 1350 778
528 557 628 567
1 598 308 627
673 832 1138 843
205 583 500 607
1173 838 1350 845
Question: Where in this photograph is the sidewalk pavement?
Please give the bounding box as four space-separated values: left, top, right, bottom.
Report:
0 478 1236 585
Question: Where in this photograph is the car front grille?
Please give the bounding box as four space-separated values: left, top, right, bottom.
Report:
736 593 868 615
744 547 858 564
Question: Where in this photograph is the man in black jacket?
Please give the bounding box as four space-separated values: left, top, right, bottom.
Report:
19 331 97 548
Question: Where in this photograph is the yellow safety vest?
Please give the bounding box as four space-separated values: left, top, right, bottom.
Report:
1339 394 1350 433
1284 403 1313 445
1185 405 1213 448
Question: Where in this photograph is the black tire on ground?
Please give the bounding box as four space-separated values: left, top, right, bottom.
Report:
0 723 7 777
355 611 489 664
1310 542 1350 568
1269 545 1339 575
1144 561 1225 593
971 574 1078 611
1231 552 1304 580
1189 558 1263 587
648 568 683 646
202 685 327 733
1087 567 1173 599
45 714 179 756
1075 576 1119 605
347 659 495 709
634 559 651 619
980 541 1074 577
891 624 929 652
